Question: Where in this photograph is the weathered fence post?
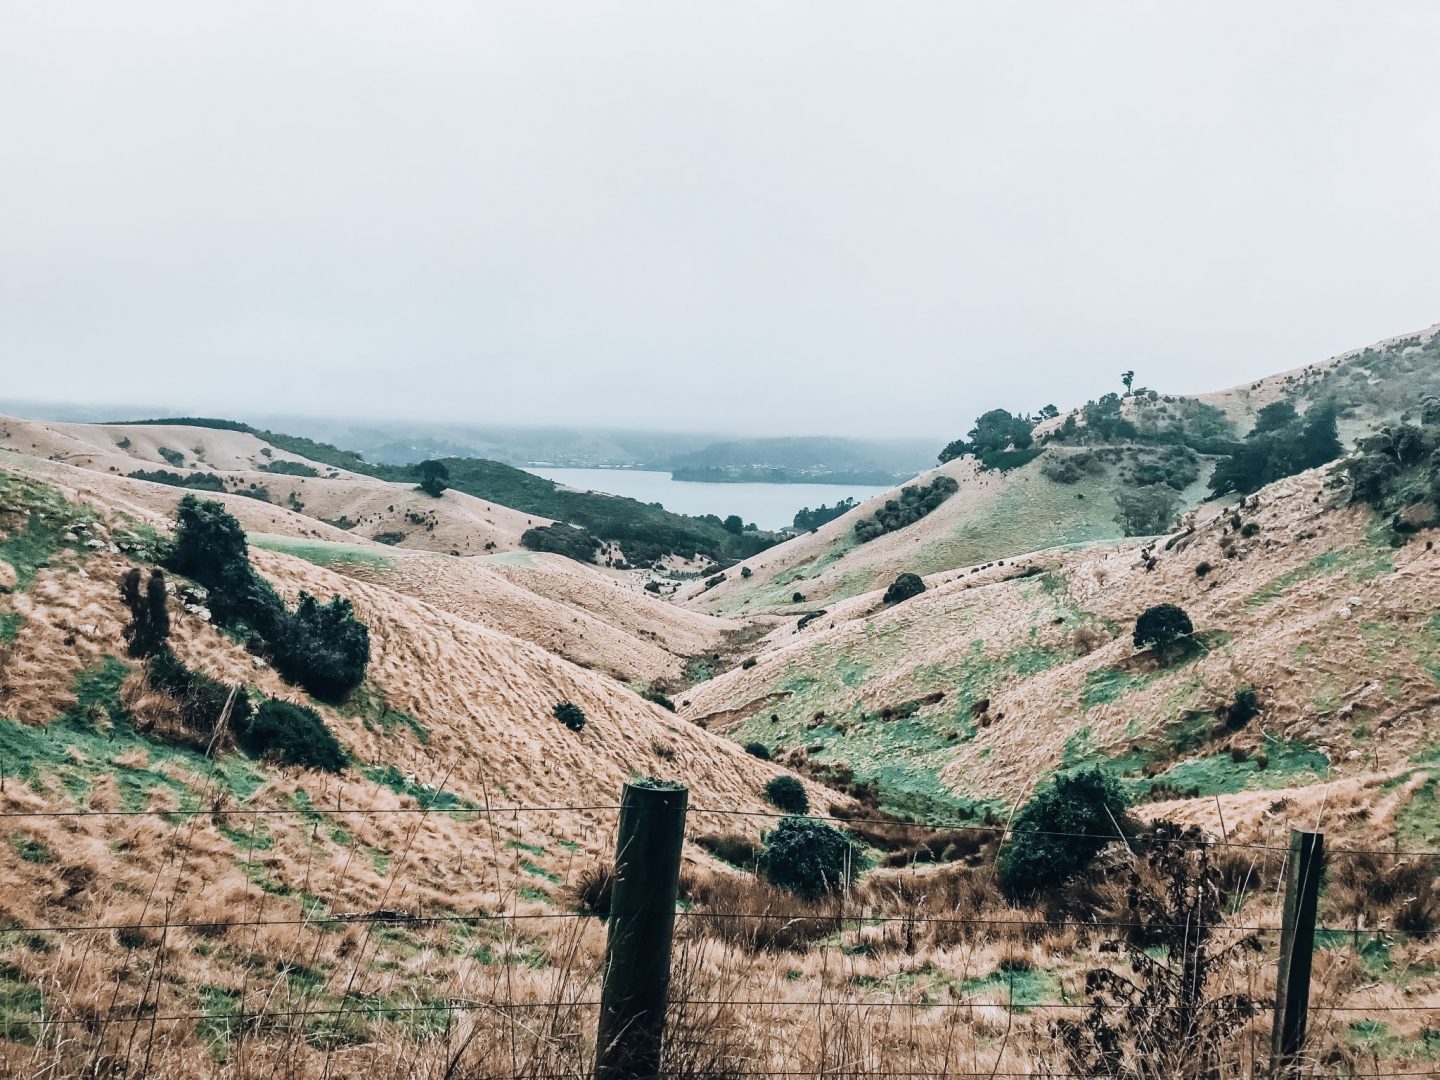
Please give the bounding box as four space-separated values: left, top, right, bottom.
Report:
595 779 688 1080
1271 828 1323 1077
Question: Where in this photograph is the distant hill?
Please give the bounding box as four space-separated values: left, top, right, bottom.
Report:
669 435 936 484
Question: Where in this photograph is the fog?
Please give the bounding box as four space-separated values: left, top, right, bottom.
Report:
3 2 1439 437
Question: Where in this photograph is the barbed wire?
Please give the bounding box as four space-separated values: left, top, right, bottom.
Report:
4 796 1436 860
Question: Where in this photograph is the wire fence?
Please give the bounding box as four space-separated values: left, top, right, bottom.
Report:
1 784 1437 1078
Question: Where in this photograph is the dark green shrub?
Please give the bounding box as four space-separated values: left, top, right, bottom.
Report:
521 522 602 563
792 592 806 603
373 531 406 546
764 775 808 814
234 698 344 771
938 409 1035 463
1226 688 1261 729
643 580 662 593
1133 604 1194 653
741 657 758 670
883 572 926 605
157 447 186 467
740 566 753 578
554 701 585 731
145 647 253 745
258 459 319 477
1194 561 1213 577
129 469 226 492
270 593 371 703
167 495 285 633
853 475 959 543
997 768 1131 896
120 567 170 658
760 817 860 898
795 610 826 631
793 499 856 531
743 741 771 760
642 689 676 712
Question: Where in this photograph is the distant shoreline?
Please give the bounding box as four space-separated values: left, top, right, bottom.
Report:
524 464 905 487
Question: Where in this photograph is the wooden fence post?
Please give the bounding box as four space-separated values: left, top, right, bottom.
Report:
595 779 688 1080
1271 828 1323 1077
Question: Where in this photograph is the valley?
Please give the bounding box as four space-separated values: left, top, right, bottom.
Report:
2 323 1440 1077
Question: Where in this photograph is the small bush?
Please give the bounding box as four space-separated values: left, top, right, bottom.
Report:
764 775 809 814
740 566 753 578
744 741 771 760
234 698 345 771
1133 603 1194 653
642 689 676 712
882 572 926 605
1226 688 1261 729
270 593 371 703
741 657 758 670
795 610 826 632
997 768 1131 897
573 864 614 917
372 531 406 546
760 817 860 899
554 701 585 731
415 459 450 497
521 523 601 564
1194 561 1213 577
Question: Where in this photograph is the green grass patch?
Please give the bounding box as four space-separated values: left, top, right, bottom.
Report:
362 764 476 815
249 534 396 571
0 612 20 645
959 965 1064 1011
8 833 51 864
0 964 45 1044
339 682 429 744
0 472 101 590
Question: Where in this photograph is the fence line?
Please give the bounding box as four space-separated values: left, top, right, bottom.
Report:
6 796 1438 859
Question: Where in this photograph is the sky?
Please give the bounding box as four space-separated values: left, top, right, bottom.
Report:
3 2 1439 440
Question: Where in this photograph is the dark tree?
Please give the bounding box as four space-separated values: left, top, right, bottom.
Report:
883 572 926 605
1133 603 1194 653
1121 370 1135 394
415 459 450 497
722 514 744 535
271 593 371 702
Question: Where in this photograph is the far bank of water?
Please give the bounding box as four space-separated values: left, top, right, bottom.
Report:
521 468 891 532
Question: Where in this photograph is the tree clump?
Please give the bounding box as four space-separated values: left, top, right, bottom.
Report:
165 495 370 702
760 816 860 899
1113 484 1180 537
853 475 959 543
764 775 809 814
520 522 602 564
1133 603 1195 655
1208 402 1342 497
997 768 1132 897
415 459 450 497
882 572 926 605
938 409 1035 464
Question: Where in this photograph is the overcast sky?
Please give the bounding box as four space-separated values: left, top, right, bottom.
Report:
3 3 1439 438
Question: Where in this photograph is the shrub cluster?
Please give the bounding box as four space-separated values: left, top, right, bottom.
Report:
764 775 809 814
1209 402 1342 497
129 469 226 493
882 572 926 605
938 409 1035 464
521 523 602 564
165 496 370 702
1113 484 1181 537
145 647 253 745
234 698 345 771
997 768 1131 896
760 816 860 899
853 475 958 543
792 498 857 531
1133 603 1194 653
258 459 319 477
